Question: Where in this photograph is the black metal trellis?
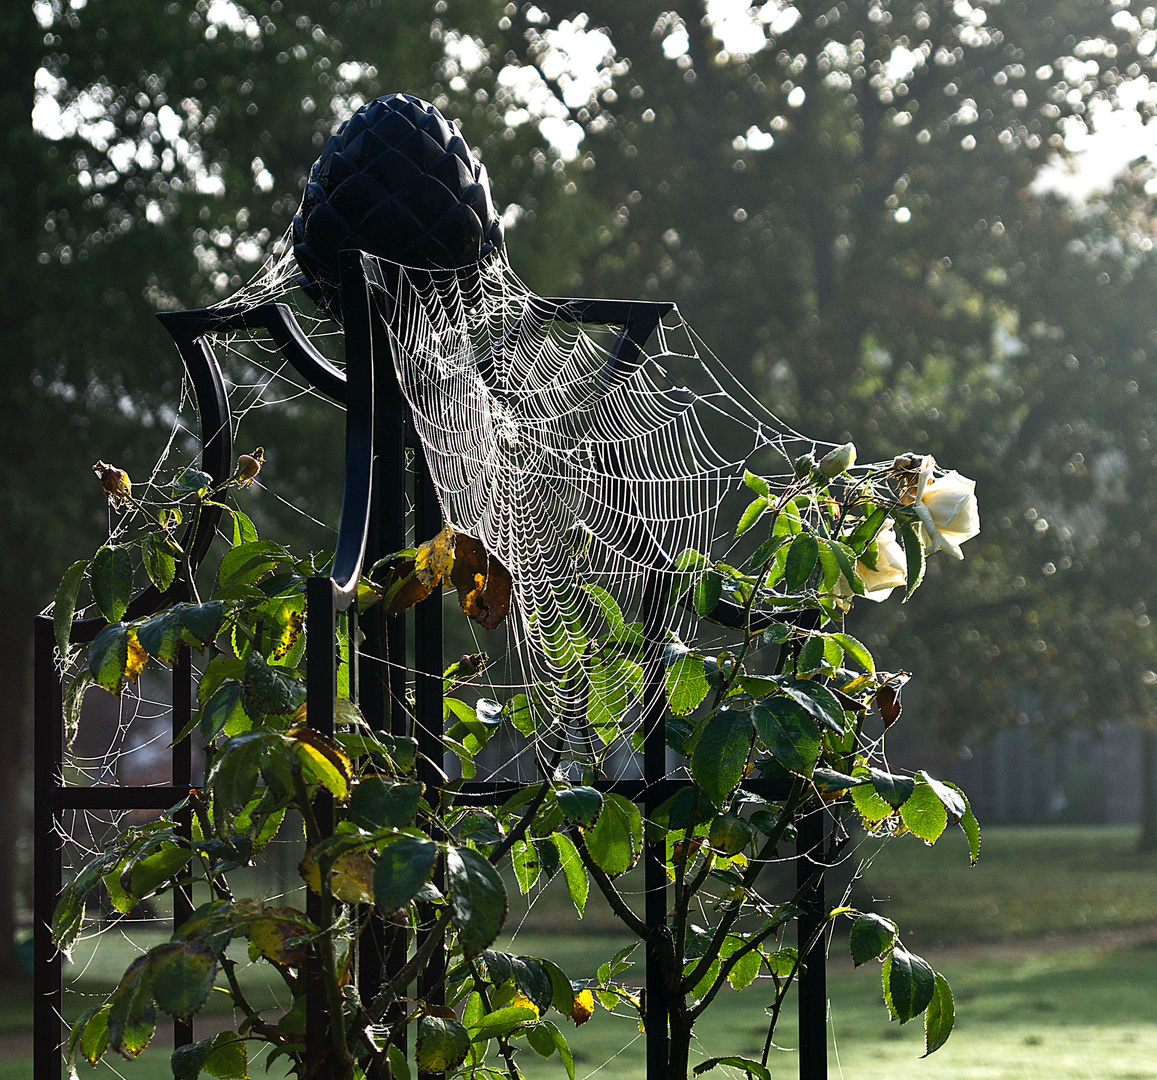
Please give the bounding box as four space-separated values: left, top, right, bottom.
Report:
34 251 830 1080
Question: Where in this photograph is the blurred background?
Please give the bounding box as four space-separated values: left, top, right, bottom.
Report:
9 1 1157 1076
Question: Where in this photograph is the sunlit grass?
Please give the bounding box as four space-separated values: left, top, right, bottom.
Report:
13 826 1157 1079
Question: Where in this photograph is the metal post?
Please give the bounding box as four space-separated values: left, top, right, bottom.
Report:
641 573 670 1075
306 577 337 1080
173 645 194 1054
797 806 828 1080
33 616 62 1080
414 448 445 1079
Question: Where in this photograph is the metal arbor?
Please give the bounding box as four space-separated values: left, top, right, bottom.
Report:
34 250 832 1079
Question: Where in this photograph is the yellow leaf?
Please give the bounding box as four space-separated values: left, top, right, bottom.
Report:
245 908 312 966
572 989 595 1026
299 849 375 905
125 631 148 686
415 525 456 588
288 727 352 801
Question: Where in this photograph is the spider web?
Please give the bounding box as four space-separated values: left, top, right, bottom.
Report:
360 248 828 736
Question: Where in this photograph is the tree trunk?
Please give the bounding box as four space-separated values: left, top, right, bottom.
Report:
1139 727 1157 852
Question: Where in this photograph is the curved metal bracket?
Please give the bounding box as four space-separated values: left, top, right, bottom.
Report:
69 311 234 644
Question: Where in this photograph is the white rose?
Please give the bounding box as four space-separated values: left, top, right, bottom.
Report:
913 458 980 560
857 524 907 601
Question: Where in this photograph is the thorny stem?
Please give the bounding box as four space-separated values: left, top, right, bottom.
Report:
567 825 653 941
690 865 824 1022
681 780 806 994
759 877 834 1068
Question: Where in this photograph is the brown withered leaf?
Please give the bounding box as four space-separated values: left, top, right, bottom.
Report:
415 525 456 588
377 556 435 616
450 534 512 630
875 682 903 728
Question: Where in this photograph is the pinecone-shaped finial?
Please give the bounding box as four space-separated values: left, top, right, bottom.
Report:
293 94 505 321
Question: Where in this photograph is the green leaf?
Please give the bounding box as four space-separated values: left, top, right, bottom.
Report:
142 534 177 592
232 509 259 547
129 846 192 901
849 913 898 966
387 1046 411 1080
749 533 786 571
694 570 724 616
216 540 288 589
894 516 926 601
510 956 554 1013
870 768 916 809
851 783 894 825
720 935 761 990
900 781 949 844
923 972 955 1056
585 793 643 877
91 545 134 623
557 786 603 828
505 693 535 736
708 814 752 857
919 771 968 821
953 785 982 865
208 735 265 819
447 845 508 958
751 698 821 778
761 621 791 645
882 944 936 1023
150 941 218 1019
107 955 156 1057
469 1005 537 1041
373 835 437 913
665 651 710 716
784 534 819 591
176 1032 249 1080
582 583 626 638
831 632 874 673
416 1016 471 1073
551 832 588 916
527 1022 556 1059
136 608 183 666
846 505 889 554
199 682 247 742
736 496 769 536
511 839 540 895
588 657 630 742
743 470 771 497
693 1056 771 1080
796 634 824 676
79 1005 111 1065
826 541 865 596
241 652 304 717
181 601 226 648
173 469 213 496
775 678 846 734
691 707 752 807
54 559 89 657
348 778 422 830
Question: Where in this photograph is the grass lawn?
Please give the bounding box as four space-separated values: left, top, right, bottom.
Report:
15 825 1157 1079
